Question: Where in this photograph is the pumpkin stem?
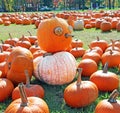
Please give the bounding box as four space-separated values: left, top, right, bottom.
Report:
0 45 3 53
108 89 119 103
65 33 74 38
96 36 100 41
76 68 82 86
103 62 108 73
24 70 31 88
27 31 32 36
43 53 52 57
9 33 12 39
0 40 4 44
18 82 28 107
110 39 115 50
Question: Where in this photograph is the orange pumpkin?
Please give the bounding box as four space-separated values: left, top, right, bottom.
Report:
90 62 119 91
37 15 73 53
64 68 98 108
12 70 45 100
5 47 33 85
95 89 120 113
33 51 77 85
5 83 49 113
0 78 14 102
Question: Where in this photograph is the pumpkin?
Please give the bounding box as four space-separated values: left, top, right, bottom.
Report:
5 83 49 113
5 47 33 85
95 89 120 113
100 20 112 32
70 47 85 58
90 36 108 52
78 59 98 77
101 49 120 67
0 78 14 102
71 39 83 48
33 51 77 85
90 62 119 91
73 19 84 30
0 40 11 51
116 21 120 32
0 61 6 78
12 70 45 100
37 15 73 53
64 68 98 108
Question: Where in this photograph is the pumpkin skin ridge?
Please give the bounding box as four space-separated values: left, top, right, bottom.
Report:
37 17 72 53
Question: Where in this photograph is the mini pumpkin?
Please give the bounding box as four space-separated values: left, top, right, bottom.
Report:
37 15 73 53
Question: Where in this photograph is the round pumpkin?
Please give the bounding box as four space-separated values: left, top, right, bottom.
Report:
95 89 120 113
90 62 119 91
5 83 49 113
64 68 98 108
0 78 14 102
37 15 73 53
33 51 77 85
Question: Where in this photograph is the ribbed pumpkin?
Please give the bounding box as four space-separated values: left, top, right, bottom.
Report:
37 15 73 53
5 83 49 113
95 89 120 113
90 62 119 91
33 51 77 85
64 68 98 108
5 47 33 85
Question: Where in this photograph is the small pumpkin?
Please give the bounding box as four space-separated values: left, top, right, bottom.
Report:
37 15 73 53
90 62 119 91
78 59 98 77
5 83 49 113
64 68 98 108
12 70 45 100
95 89 120 113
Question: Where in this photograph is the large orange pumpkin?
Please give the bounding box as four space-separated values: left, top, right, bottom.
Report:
64 68 98 108
37 15 73 53
33 51 77 85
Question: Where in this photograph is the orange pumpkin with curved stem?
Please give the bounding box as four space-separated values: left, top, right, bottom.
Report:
12 70 45 100
37 15 73 53
64 68 98 108
5 83 49 113
90 62 119 91
95 89 120 113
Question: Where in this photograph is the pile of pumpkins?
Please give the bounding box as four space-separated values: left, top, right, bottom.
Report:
0 14 120 113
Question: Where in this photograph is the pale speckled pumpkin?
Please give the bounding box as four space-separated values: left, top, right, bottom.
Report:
33 51 77 85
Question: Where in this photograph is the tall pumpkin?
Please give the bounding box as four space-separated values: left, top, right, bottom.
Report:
33 51 77 85
37 15 73 53
5 47 33 85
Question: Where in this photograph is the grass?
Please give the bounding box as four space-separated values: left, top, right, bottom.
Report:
0 23 120 113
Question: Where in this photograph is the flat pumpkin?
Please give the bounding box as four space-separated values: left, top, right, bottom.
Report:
37 15 73 53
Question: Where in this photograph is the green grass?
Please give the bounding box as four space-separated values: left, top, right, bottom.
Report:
0 23 120 113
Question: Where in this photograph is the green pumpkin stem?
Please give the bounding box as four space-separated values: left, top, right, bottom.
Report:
76 68 82 86
24 70 30 87
108 89 119 103
9 33 12 39
18 82 28 107
96 36 100 41
103 62 108 73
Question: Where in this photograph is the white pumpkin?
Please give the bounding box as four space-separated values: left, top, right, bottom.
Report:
73 19 84 30
33 51 77 85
